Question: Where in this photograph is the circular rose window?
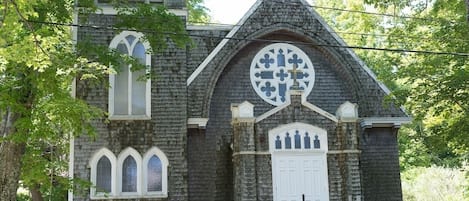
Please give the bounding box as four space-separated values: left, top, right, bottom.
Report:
250 43 315 106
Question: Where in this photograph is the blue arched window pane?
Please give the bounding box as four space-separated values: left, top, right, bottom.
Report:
114 42 130 115
314 135 321 149
131 42 146 115
126 35 136 46
96 156 112 193
132 42 146 64
304 132 311 149
294 130 301 149
147 155 162 192
275 135 282 149
122 156 137 192
285 133 291 149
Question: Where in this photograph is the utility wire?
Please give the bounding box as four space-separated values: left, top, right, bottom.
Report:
187 21 469 43
27 19 469 57
270 0 456 23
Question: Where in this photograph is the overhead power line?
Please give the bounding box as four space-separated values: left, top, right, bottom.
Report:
187 21 469 43
270 0 456 23
27 19 469 57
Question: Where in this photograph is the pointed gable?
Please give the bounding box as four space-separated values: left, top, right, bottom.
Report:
187 0 406 119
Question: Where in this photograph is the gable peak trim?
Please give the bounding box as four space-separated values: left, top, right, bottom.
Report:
186 0 263 86
256 91 338 123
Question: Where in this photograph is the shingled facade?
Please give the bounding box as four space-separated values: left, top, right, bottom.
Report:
71 0 410 201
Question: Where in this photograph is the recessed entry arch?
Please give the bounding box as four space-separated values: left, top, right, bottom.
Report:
269 122 329 201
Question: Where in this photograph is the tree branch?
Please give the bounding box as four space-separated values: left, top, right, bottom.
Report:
0 1 8 28
466 0 469 24
8 0 49 56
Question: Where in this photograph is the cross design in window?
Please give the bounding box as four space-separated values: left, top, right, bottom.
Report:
261 82 276 97
250 43 315 106
260 54 275 68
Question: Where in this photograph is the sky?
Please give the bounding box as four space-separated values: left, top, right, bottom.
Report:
203 0 257 24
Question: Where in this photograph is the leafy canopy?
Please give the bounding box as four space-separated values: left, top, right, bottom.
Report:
0 0 192 199
313 0 469 167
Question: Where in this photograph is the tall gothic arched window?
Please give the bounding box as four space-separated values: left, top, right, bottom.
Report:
109 31 151 120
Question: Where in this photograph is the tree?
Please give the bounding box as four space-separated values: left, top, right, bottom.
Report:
314 0 469 167
0 0 192 200
466 0 469 23
187 0 210 23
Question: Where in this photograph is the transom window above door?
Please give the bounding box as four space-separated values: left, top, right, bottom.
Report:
269 123 327 152
108 31 151 120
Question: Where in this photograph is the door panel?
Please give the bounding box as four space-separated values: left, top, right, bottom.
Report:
273 155 327 201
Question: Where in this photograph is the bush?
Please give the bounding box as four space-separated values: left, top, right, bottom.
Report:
16 193 31 201
401 166 468 201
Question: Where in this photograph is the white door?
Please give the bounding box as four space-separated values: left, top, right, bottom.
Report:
273 154 328 201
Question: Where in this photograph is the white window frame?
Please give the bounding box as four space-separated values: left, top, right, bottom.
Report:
109 31 151 120
89 146 168 200
117 147 143 197
89 148 117 199
142 147 169 197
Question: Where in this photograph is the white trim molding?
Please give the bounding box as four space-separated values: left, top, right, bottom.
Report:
232 151 270 157
187 25 233 31
328 150 361 154
186 0 263 86
69 3 79 200
97 7 188 17
361 117 412 128
117 147 143 197
89 148 118 199
93 0 187 17
142 147 169 198
302 101 338 123
256 91 338 123
89 146 169 200
187 118 208 129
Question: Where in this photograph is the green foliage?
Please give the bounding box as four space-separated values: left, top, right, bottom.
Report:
398 123 432 170
314 0 469 167
401 166 468 201
0 0 193 199
16 193 31 201
187 0 210 23
114 2 192 51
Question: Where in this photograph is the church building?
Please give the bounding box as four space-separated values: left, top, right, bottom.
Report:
71 0 410 200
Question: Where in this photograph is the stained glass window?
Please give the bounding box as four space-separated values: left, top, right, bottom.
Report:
109 31 150 118
122 156 137 192
96 156 112 193
250 43 315 106
304 132 311 149
314 135 321 149
285 133 291 149
275 135 282 149
147 155 162 192
294 130 301 149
